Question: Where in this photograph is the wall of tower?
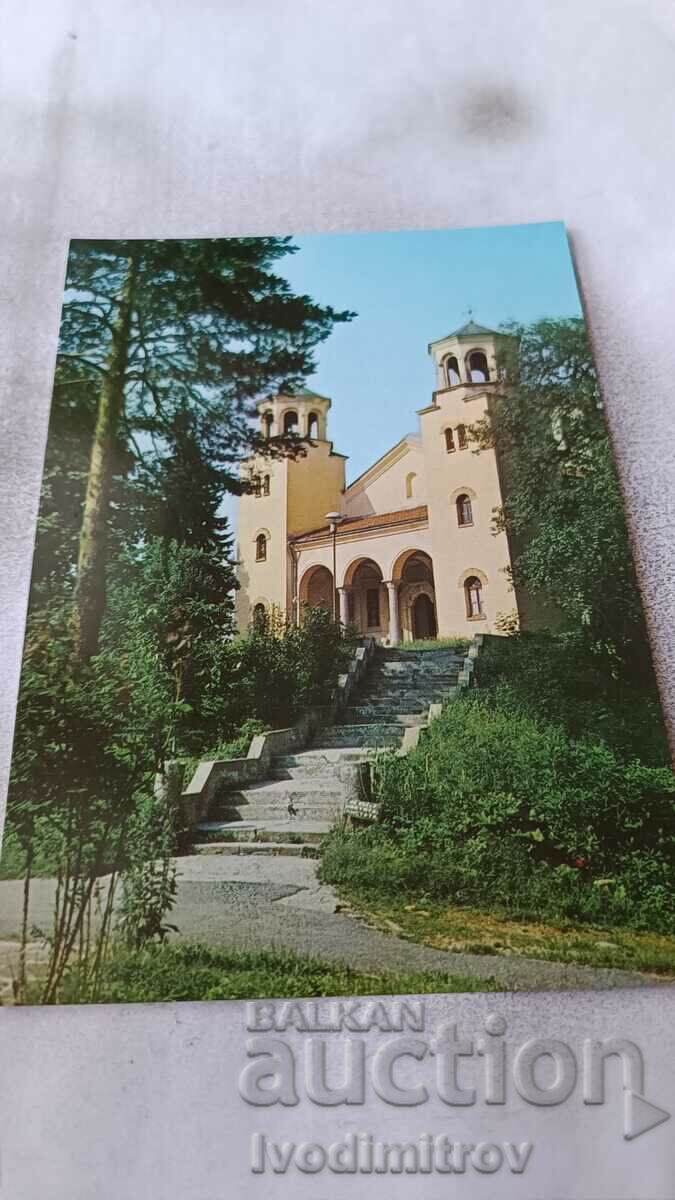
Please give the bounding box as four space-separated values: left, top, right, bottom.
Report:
235 454 289 631
286 443 346 536
420 384 518 636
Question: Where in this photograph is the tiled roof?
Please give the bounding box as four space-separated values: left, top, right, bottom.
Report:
429 317 499 348
291 505 428 544
449 318 498 338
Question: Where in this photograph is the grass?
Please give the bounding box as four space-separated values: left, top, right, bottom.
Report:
341 894 675 978
43 940 504 1004
394 637 470 653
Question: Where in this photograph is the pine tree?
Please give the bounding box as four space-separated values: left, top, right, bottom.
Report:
56 238 353 660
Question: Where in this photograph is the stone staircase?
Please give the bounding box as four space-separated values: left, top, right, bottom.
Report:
193 645 464 856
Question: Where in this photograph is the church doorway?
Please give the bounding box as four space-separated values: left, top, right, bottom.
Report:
393 550 438 642
412 592 437 640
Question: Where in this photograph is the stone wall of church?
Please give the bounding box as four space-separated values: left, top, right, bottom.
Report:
344 438 427 518
420 388 518 636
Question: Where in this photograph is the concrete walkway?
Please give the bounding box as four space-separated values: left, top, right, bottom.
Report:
0 853 655 995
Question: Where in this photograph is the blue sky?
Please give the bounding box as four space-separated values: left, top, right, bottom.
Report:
230 221 582 529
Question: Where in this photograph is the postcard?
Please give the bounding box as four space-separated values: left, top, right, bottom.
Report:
1 223 672 1009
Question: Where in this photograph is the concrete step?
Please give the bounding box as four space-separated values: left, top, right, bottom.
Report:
211 802 345 822
274 749 377 768
195 820 328 842
377 649 465 664
368 668 460 683
224 777 348 801
270 763 364 781
342 708 427 726
312 723 405 748
191 841 319 857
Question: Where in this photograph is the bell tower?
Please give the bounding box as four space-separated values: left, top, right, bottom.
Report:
257 388 331 442
234 388 347 632
419 318 518 634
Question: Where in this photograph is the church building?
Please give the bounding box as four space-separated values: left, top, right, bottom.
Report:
235 319 522 641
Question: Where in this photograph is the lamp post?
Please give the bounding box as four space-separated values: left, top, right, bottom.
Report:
325 511 344 622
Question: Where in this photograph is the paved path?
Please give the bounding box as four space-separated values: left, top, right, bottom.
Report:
0 854 656 993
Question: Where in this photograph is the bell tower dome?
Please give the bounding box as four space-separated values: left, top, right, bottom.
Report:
258 388 331 442
428 317 499 393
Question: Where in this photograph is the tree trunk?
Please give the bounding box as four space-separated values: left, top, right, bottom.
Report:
73 251 139 662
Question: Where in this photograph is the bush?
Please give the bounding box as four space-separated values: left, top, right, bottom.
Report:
320 692 675 933
230 605 355 729
474 632 670 766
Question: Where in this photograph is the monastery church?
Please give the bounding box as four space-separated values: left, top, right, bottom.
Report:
235 319 523 642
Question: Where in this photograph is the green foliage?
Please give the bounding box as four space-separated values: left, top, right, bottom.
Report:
474 318 652 677
116 791 178 951
474 632 670 766
52 940 501 1004
98 536 238 761
59 238 354 443
321 692 675 934
230 606 355 729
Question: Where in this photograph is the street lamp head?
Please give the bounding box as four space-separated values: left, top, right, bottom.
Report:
325 511 344 531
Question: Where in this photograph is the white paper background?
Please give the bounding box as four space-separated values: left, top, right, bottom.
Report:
1 2 675 1196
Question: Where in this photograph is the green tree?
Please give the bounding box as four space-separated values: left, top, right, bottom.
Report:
475 318 651 676
58 238 353 660
99 536 238 761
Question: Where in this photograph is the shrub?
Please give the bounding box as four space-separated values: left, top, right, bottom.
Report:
321 692 675 933
474 632 670 766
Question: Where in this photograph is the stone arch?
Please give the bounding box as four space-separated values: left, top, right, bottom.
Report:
390 547 434 584
342 557 387 635
444 354 461 386
449 485 477 504
465 348 490 384
401 581 437 641
342 554 385 588
405 471 417 499
298 563 334 609
281 408 299 434
254 527 271 562
251 598 270 631
457 566 488 588
391 550 437 642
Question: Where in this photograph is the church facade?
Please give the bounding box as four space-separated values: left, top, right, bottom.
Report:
234 320 522 641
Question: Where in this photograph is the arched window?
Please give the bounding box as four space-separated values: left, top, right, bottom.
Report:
262 475 270 496
262 411 274 438
465 575 484 618
252 475 262 497
445 428 455 453
445 355 461 386
252 603 266 631
457 423 467 449
456 493 473 526
468 351 489 384
255 533 267 562
405 471 417 499
307 411 319 439
283 410 299 434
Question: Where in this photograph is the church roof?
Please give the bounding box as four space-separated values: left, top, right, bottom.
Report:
428 318 499 348
281 386 331 401
291 504 428 545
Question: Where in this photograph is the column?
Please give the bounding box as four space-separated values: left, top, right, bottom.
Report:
338 587 350 627
385 580 400 645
